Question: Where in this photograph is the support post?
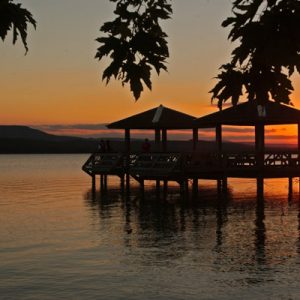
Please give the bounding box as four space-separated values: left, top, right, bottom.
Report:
192 128 198 151
163 180 168 197
162 129 167 152
180 180 188 196
216 124 223 168
126 174 130 194
120 175 125 192
288 177 293 203
185 180 189 195
155 129 161 151
192 178 198 197
91 156 96 194
255 123 265 171
222 177 228 192
140 179 145 194
125 129 131 153
216 124 222 154
217 179 222 194
156 180 161 194
257 176 264 200
92 174 96 194
125 129 131 192
104 175 108 191
100 174 104 191
298 123 300 191
298 122 300 154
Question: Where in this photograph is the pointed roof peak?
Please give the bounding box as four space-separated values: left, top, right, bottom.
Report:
152 105 164 123
107 104 196 129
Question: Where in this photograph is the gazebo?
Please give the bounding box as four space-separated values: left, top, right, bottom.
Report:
107 104 198 152
83 104 198 193
194 100 300 194
195 100 300 155
83 100 300 196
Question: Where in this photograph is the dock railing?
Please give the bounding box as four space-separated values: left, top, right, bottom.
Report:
129 152 182 180
82 152 125 176
83 150 300 179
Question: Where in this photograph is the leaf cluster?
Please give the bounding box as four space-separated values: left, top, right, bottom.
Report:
211 0 300 108
211 63 293 109
0 0 36 53
95 0 172 100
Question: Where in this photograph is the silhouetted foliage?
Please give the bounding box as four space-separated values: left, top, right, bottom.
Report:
95 0 172 100
0 0 36 54
211 0 300 109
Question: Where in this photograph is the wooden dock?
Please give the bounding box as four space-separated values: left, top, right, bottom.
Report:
82 101 300 197
82 150 300 195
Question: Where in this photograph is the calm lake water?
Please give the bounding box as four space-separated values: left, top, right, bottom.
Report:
1 154 300 299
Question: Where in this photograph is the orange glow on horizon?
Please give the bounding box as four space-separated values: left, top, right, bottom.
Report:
1 0 300 147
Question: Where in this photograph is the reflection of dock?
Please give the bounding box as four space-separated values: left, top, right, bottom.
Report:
83 181 300 275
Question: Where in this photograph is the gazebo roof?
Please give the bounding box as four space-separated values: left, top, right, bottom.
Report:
107 105 197 130
195 101 300 127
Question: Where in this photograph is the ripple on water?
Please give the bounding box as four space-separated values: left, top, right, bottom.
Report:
1 155 300 299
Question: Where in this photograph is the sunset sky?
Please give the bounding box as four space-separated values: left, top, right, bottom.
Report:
1 0 300 143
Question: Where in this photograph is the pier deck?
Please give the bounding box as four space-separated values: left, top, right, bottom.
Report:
82 151 300 181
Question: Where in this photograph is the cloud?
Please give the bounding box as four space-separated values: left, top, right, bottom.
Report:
31 124 298 143
200 126 281 134
36 124 108 131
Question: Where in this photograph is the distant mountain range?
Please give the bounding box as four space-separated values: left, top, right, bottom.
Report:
0 125 290 154
0 125 82 141
0 125 99 153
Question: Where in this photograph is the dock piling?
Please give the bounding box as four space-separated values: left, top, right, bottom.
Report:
120 175 125 192
222 177 228 193
92 174 96 195
156 180 161 196
192 179 198 197
288 177 293 203
257 177 264 200
163 180 168 196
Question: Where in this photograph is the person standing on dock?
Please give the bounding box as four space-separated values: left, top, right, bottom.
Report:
142 138 151 152
106 140 112 152
97 139 106 153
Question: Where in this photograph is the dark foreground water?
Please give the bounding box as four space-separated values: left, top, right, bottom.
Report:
1 154 300 299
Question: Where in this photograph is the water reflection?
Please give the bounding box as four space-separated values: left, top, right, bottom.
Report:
215 194 229 252
84 181 300 275
298 198 300 255
3 155 300 299
255 197 266 266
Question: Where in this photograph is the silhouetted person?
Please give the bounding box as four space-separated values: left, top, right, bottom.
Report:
106 140 112 152
97 139 106 152
142 138 151 152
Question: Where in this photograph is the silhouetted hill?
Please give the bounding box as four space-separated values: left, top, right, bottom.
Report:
0 125 98 153
0 125 82 141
